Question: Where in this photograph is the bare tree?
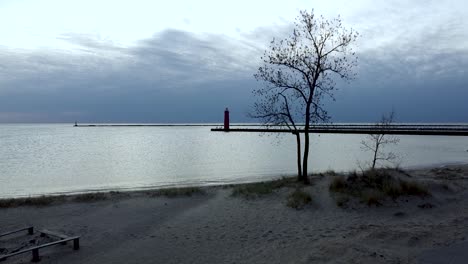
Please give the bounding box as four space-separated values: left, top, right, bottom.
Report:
252 10 358 183
361 111 400 170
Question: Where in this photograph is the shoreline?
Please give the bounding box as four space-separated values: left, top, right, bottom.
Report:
0 174 297 200
3 162 468 200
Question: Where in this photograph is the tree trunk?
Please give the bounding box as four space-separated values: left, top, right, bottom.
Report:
295 132 303 181
371 150 377 170
301 96 313 185
302 104 311 184
302 130 310 184
371 136 380 170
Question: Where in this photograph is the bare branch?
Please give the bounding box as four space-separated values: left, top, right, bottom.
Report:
361 110 400 169
251 9 358 181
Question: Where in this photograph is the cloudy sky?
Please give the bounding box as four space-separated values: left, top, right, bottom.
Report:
1 0 467 123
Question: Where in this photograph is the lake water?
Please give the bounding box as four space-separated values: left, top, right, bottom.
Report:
0 124 467 198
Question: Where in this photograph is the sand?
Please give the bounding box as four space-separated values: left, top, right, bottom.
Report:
2 164 468 264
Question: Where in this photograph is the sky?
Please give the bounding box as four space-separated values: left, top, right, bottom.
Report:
1 0 467 123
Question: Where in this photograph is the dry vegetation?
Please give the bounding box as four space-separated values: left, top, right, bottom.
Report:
0 193 112 208
286 189 312 209
231 177 312 210
0 187 207 209
323 169 337 176
329 169 429 206
231 177 297 199
146 187 206 198
0 195 66 208
73 192 109 203
0 169 433 210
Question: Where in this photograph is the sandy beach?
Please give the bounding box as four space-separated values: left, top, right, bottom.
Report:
2 164 468 264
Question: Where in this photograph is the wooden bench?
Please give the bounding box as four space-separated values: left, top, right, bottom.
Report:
0 228 80 262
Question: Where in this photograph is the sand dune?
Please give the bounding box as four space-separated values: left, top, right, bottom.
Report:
1 164 468 263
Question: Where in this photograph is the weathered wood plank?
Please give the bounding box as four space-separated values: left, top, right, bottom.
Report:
0 226 33 238
39 229 69 239
0 236 80 262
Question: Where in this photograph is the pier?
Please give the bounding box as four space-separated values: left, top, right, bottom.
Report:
74 124 218 127
73 123 468 136
73 109 468 137
210 124 468 136
209 108 468 136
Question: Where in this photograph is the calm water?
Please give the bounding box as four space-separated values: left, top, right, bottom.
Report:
1 124 467 198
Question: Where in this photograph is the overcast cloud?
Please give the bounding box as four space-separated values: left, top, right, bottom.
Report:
0 0 467 123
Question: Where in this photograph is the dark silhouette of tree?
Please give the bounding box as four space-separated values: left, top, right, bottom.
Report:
252 10 358 183
361 111 400 170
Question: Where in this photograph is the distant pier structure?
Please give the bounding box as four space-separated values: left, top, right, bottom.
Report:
212 109 468 136
224 108 230 131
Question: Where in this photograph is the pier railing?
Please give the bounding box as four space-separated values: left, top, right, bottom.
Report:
210 124 468 136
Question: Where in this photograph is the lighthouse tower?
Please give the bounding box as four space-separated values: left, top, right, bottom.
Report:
224 108 230 131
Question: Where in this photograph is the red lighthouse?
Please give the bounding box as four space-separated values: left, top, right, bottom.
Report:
224 108 230 131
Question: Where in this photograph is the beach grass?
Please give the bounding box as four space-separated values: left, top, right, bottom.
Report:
0 192 111 208
147 187 206 198
0 195 66 208
0 187 208 209
0 187 207 209
0 169 430 209
73 192 109 203
323 169 337 176
360 190 384 206
329 176 347 192
231 177 297 199
286 189 312 209
329 168 429 206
